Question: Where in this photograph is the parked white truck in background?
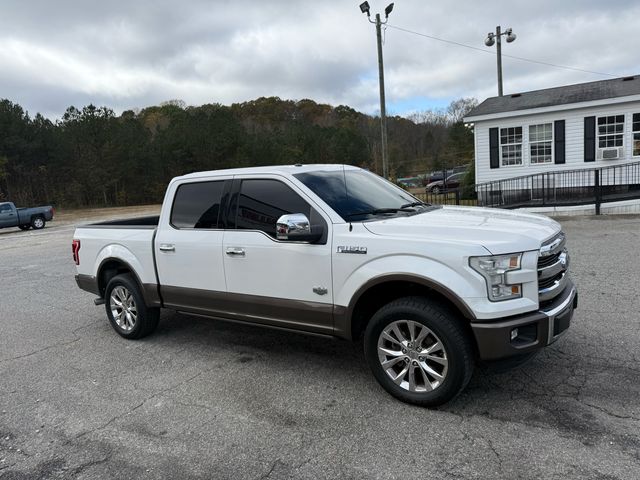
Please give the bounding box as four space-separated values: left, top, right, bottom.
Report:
73 164 577 406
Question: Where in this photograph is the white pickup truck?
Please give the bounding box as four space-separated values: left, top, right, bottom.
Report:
73 164 577 406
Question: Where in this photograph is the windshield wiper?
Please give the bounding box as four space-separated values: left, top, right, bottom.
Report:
344 207 415 219
400 201 428 209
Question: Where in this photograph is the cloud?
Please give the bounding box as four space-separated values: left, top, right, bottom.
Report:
0 0 638 119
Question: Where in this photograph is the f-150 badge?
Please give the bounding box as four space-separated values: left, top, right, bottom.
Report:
337 246 367 254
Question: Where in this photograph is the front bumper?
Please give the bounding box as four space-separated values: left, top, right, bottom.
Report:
471 278 577 360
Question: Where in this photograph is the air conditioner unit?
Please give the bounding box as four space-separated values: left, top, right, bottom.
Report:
597 147 624 160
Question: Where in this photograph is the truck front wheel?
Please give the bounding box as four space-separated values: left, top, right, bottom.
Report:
105 274 159 339
363 296 474 407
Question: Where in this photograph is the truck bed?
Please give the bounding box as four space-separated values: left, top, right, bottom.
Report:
74 218 159 288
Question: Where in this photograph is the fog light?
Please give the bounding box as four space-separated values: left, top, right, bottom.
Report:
510 328 519 341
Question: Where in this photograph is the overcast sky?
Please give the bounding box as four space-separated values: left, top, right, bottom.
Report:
1 0 638 119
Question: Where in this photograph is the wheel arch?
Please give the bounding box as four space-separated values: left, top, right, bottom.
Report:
97 257 160 307
336 274 476 343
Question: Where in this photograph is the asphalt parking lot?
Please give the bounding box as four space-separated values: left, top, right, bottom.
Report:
0 210 639 479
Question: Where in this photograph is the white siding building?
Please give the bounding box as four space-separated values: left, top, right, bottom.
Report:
464 75 640 186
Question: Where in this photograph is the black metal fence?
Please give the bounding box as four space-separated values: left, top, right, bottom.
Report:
475 160 640 214
414 189 478 207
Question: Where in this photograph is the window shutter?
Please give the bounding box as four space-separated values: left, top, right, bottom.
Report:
584 116 596 162
554 120 565 164
489 127 499 169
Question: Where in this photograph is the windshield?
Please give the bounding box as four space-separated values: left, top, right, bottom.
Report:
294 168 425 221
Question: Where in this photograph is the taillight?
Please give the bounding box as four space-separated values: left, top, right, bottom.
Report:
72 239 81 265
51 207 55 217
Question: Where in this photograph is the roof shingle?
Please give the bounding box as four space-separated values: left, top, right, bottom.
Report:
465 75 640 119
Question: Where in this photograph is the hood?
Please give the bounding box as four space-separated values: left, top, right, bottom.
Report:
363 205 560 254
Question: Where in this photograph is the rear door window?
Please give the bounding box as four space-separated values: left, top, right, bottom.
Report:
171 181 225 229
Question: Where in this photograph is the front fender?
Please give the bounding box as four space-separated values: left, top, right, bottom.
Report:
335 254 485 311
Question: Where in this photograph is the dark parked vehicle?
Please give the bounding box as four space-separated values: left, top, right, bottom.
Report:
423 165 469 185
425 173 465 194
0 202 55 230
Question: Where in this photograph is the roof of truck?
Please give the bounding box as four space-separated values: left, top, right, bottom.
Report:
177 164 361 180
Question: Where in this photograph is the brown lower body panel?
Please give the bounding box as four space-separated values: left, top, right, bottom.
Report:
75 274 100 296
75 274 161 307
161 285 334 335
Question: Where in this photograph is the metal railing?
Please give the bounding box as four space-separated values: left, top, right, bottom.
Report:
415 188 478 207
475 160 640 214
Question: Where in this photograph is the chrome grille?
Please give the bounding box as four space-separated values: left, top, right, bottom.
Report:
537 232 569 304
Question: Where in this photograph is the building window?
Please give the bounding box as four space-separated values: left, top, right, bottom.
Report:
529 123 553 164
597 115 624 148
633 113 640 157
500 126 522 166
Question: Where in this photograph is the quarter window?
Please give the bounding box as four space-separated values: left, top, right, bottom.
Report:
236 179 311 238
597 115 624 148
171 181 225 229
633 113 640 156
529 123 553 164
500 127 522 166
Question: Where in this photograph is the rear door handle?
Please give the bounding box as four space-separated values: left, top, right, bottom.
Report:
159 244 175 252
226 247 245 257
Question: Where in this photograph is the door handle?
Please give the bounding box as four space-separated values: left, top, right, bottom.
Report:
159 244 175 252
226 247 245 257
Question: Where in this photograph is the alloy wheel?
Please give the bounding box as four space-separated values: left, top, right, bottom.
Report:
377 319 449 392
109 285 137 331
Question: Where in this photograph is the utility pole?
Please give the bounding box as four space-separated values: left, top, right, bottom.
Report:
485 26 516 97
496 25 503 97
360 2 394 179
375 13 389 179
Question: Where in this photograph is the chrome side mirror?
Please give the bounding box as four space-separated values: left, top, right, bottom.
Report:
276 213 312 241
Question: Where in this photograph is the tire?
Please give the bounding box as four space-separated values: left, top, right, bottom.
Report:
18 224 30 231
105 274 159 339
431 186 441 195
31 216 46 229
363 296 474 407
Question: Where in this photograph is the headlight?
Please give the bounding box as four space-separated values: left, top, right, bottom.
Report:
470 253 523 301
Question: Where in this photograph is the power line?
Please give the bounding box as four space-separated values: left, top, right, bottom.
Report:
386 24 618 78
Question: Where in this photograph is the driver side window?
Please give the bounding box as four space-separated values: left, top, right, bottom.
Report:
235 179 312 238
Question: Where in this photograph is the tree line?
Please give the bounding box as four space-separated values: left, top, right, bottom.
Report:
0 96 476 207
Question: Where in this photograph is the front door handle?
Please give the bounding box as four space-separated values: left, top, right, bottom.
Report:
159 244 175 252
226 247 245 257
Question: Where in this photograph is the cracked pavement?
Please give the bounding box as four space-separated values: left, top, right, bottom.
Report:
0 210 639 479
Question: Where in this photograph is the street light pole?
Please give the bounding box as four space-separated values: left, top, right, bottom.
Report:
485 26 516 97
360 2 394 179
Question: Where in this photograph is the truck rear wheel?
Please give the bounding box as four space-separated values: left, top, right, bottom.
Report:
363 296 474 407
31 216 45 229
105 274 159 339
